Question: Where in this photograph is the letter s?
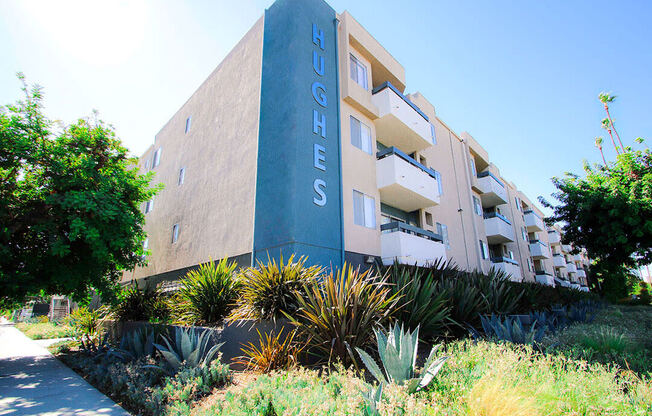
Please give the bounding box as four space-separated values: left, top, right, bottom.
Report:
313 179 327 206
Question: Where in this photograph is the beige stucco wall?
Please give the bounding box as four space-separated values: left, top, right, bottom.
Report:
123 17 264 282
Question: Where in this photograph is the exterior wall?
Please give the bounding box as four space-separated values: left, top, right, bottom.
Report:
123 16 265 283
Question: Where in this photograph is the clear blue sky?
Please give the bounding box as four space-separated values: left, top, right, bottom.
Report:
1 0 650 214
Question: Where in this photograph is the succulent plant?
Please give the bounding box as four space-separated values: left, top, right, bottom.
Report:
480 314 546 345
355 322 449 394
110 327 156 361
154 327 223 372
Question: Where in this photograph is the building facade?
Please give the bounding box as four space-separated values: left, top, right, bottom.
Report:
123 0 589 290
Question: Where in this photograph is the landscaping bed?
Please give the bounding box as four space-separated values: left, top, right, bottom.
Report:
15 319 75 340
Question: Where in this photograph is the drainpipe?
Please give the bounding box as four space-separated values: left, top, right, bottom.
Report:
333 16 345 268
447 130 471 268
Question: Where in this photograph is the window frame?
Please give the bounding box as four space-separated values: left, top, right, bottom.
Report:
473 196 482 216
185 116 192 134
480 240 489 260
145 198 154 213
349 53 368 90
178 167 185 186
172 224 179 243
349 115 373 155
353 190 376 229
153 148 161 168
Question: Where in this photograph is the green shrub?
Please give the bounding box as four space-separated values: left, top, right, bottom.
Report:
68 306 105 337
383 261 450 340
113 282 170 323
230 254 322 322
234 328 306 373
285 264 399 367
476 269 523 315
173 258 240 326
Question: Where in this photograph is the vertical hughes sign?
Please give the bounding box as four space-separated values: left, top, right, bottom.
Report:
254 0 343 266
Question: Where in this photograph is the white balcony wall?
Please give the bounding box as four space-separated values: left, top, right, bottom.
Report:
548 231 561 244
553 255 566 268
477 175 508 207
371 87 433 153
484 216 515 243
377 154 439 211
381 231 446 266
535 274 555 286
529 242 550 259
492 262 522 281
524 211 545 232
562 244 572 253
577 269 587 278
572 254 582 262
566 263 577 273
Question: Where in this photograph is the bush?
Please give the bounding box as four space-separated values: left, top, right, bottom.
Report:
285 264 399 368
383 261 450 341
173 258 240 326
230 254 322 322
234 328 305 373
112 282 170 323
68 306 106 337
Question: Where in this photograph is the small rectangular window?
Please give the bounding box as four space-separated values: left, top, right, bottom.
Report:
185 116 191 133
480 240 489 259
353 190 376 229
350 116 372 154
172 224 179 243
145 159 150 170
438 223 450 249
430 123 436 144
153 148 161 168
473 196 482 216
522 227 528 242
514 196 520 211
178 167 185 185
470 157 477 177
145 198 154 213
425 212 433 226
434 171 443 196
349 54 368 90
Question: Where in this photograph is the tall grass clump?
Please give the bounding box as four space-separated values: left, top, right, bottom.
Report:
230 254 322 322
234 328 306 373
285 264 399 367
173 258 240 326
112 281 170 323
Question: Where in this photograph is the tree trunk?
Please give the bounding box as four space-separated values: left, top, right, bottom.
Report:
604 105 626 151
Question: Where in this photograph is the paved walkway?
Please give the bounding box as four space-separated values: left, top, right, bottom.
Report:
0 323 129 416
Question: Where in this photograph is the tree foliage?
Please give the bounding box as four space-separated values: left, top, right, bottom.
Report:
542 93 652 298
0 74 159 304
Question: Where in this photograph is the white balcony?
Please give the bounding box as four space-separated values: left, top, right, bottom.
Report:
580 286 589 292
380 222 446 267
491 258 522 281
577 269 586 278
535 272 555 286
371 82 434 154
554 277 571 288
477 172 508 207
562 244 572 253
566 263 577 273
524 211 545 232
553 255 566 268
547 230 561 245
376 148 440 212
570 283 581 290
572 254 582 262
529 240 550 259
484 213 515 244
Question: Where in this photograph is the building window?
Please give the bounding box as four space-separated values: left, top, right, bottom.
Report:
430 123 436 144
473 196 482 216
437 223 450 249
508 250 514 260
470 157 477 177
425 212 433 226
178 167 185 185
514 196 521 211
434 171 443 196
522 227 528 242
350 116 373 154
172 224 179 243
349 54 368 90
480 240 489 259
353 190 376 229
143 238 149 249
527 258 533 272
153 148 161 168
145 159 150 170
185 116 191 133
145 198 154 213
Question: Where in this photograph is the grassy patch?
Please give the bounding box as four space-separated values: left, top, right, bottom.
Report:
15 321 75 340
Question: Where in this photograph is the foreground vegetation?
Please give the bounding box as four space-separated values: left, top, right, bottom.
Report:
15 316 75 340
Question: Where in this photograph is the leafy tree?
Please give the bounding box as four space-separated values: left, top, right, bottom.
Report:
0 74 159 305
542 93 652 300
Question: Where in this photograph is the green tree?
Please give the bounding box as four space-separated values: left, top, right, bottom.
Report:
542 93 652 300
0 74 159 304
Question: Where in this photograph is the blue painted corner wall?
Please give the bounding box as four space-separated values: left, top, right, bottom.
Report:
253 0 344 268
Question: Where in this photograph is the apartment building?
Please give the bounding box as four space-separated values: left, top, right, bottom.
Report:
123 0 590 290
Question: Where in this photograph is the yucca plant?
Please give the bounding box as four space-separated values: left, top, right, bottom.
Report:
384 261 450 340
438 275 487 335
230 254 322 322
174 257 240 326
233 328 305 373
154 326 223 372
285 264 399 368
355 322 449 394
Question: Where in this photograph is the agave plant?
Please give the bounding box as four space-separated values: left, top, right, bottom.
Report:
111 327 156 361
480 315 546 345
383 261 451 341
154 327 223 372
174 257 240 325
355 322 449 394
229 254 322 322
285 264 399 367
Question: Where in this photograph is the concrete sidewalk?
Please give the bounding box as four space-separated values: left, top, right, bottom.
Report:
0 323 129 416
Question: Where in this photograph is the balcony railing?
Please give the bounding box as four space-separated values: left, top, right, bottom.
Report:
376 147 440 211
547 230 561 244
524 210 545 232
490 257 521 281
483 212 514 243
553 254 567 268
371 82 434 153
380 221 446 266
534 270 554 286
529 239 550 259
477 172 508 207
